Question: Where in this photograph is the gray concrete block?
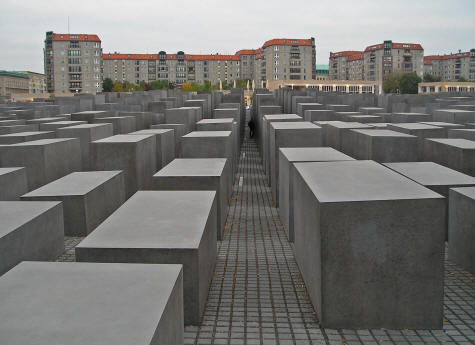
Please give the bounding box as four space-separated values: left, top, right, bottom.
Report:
433 109 475 124
269 122 323 204
152 158 231 240
26 117 67 125
303 109 336 122
0 201 64 276
0 138 82 190
388 123 446 160
424 138 475 176
117 111 153 130
0 124 39 135
0 167 27 200
292 160 445 328
334 112 361 121
0 261 184 345
39 121 87 131
448 128 475 141
326 104 352 112
359 107 385 114
91 135 156 198
419 121 465 136
0 131 55 144
56 124 113 170
391 112 432 123
324 121 373 152
345 129 419 162
71 110 110 123
0 119 26 126
278 148 354 242
345 115 384 123
21 171 126 236
151 123 187 157
76 190 217 325
165 107 199 133
93 116 136 134
296 103 324 117
129 129 175 170
448 187 475 274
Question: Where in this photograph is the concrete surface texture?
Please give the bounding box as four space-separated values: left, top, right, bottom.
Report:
0 261 184 345
75 190 217 325
0 167 28 200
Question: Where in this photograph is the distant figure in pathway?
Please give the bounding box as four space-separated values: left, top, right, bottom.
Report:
248 119 255 138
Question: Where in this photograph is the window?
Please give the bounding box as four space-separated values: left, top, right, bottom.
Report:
274 53 279 59
274 46 279 51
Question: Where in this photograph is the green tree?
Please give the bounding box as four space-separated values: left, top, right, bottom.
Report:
423 73 441 82
112 81 124 92
181 82 193 92
202 80 212 91
399 72 422 94
102 78 114 92
383 72 402 94
457 77 468 82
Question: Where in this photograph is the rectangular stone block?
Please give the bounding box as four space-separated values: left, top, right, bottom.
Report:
76 190 217 325
21 171 126 236
296 103 324 117
0 124 38 135
346 115 383 123
0 119 26 126
391 112 432 123
0 138 82 190
419 121 465 136
324 121 373 151
56 124 113 170
388 123 446 160
304 109 336 122
71 110 110 123
334 112 361 121
213 108 239 121
91 134 156 198
424 138 475 176
448 128 475 141
165 107 199 133
269 122 322 203
292 160 445 329
345 129 419 162
151 123 187 157
93 116 136 134
433 109 475 124
448 187 475 274
0 131 55 144
278 148 354 242
0 167 27 200
26 117 67 125
359 107 385 114
326 104 352 112
39 120 87 131
153 158 231 240
0 201 64 276
118 111 153 130
129 129 175 170
0 261 184 345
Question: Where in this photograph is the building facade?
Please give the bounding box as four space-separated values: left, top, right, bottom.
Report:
0 71 29 98
102 38 316 87
19 71 47 95
424 49 475 82
329 41 424 83
315 64 329 81
44 31 103 95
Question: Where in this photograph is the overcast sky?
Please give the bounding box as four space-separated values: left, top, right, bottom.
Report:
1 0 474 73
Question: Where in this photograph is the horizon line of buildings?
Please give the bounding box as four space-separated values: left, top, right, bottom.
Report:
329 40 475 84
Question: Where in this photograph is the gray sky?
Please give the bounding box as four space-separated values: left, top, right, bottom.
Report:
1 0 474 73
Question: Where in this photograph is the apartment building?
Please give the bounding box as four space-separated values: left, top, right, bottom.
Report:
19 71 47 95
329 51 363 80
424 49 475 81
44 31 103 94
0 71 29 97
102 38 316 87
329 41 424 83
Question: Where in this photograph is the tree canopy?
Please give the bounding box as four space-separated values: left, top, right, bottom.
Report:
399 73 422 94
423 73 441 82
102 78 113 92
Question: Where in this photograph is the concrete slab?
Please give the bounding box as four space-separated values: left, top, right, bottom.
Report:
278 148 354 242
388 123 446 160
345 115 384 123
129 129 175 170
303 109 336 122
448 128 475 141
56 124 113 170
0 201 64 276
93 116 136 134
292 160 445 329
433 109 475 124
424 138 475 176
0 261 184 345
448 187 475 274
0 131 55 144
71 110 110 123
345 129 419 162
419 121 465 136
118 111 153 130
0 138 82 190
324 121 373 152
0 124 39 135
153 158 231 240
21 171 126 236
151 123 187 157
269 122 323 203
91 134 156 198
39 120 87 131
391 112 432 123
76 190 217 325
0 167 27 200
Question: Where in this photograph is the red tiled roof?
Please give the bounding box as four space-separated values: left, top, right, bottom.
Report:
53 34 101 42
364 42 423 52
103 53 239 61
424 52 471 65
262 38 312 49
347 53 364 62
329 51 363 59
235 49 258 56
